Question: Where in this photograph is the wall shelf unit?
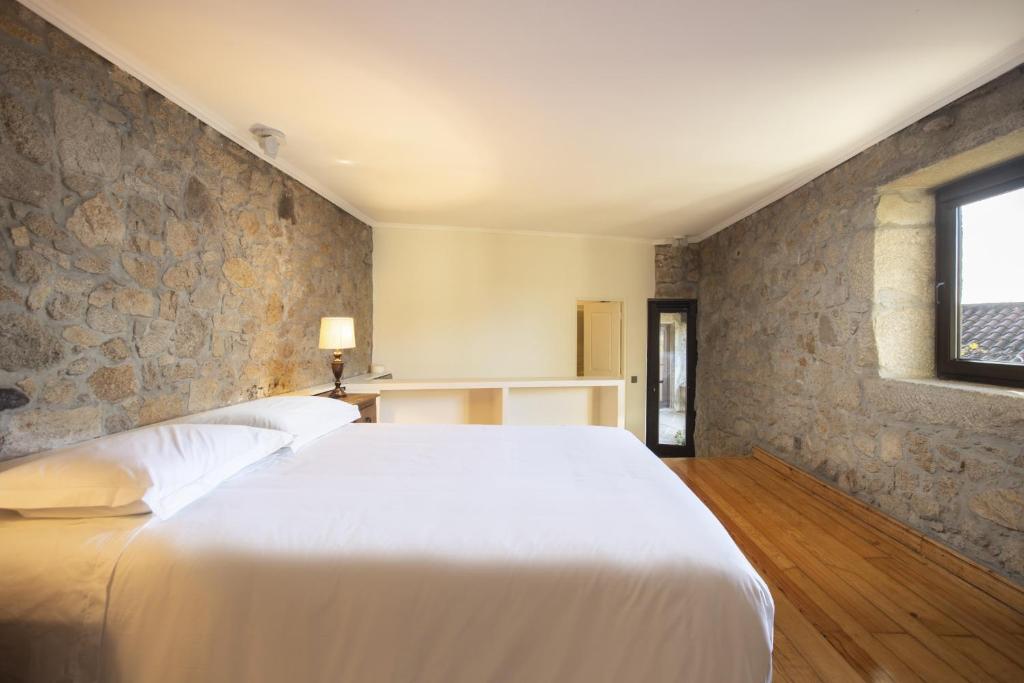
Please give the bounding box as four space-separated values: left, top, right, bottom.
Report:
342 377 626 428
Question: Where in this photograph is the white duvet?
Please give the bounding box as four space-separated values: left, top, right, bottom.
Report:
1 424 773 682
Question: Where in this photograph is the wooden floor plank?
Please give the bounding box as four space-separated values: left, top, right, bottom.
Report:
752 447 1024 616
874 553 1024 638
942 635 1024 683
707 462 975 640
770 577 865 682
784 568 926 683
706 461 1002 682
715 462 983 635
772 630 823 683
732 458 1024 635
698 469 938 682
703 463 904 634
874 633 972 683
687 468 898 680
869 556 1024 669
730 460 913 556
668 457 1024 683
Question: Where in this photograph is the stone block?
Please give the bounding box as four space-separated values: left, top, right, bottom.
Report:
138 392 187 425
873 308 934 379
74 254 111 274
0 387 30 411
134 318 174 358
222 257 257 288
165 218 198 257
40 378 75 405
173 309 209 358
969 489 1024 531
113 287 156 317
161 360 197 381
10 225 30 248
87 364 137 402
184 176 213 221
100 337 130 362
159 291 178 320
46 292 87 320
86 305 126 334
88 282 117 307
54 91 120 181
2 405 102 458
878 431 903 465
63 325 105 347
13 249 50 284
189 280 221 310
873 226 934 308
0 93 49 165
187 377 224 413
0 146 52 206
875 191 934 227
0 311 63 371
121 253 160 289
163 260 200 291
126 195 162 236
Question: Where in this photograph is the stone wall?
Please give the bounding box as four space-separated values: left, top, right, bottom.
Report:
657 66 1024 583
0 1 372 460
654 239 699 299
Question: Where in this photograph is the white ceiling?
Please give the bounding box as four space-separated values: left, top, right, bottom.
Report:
23 0 1024 241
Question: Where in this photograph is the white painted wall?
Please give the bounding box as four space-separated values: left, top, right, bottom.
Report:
372 227 655 439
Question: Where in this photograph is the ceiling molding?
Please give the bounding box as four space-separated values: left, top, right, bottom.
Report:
691 45 1024 243
374 222 664 245
18 0 377 228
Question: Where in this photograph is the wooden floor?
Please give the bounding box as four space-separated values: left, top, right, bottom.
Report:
668 457 1024 683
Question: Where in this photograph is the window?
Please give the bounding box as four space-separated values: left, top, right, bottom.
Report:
935 156 1024 388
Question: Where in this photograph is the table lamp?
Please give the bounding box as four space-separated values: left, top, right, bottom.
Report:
318 317 356 398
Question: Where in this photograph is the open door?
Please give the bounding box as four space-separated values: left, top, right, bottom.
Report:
646 299 696 457
581 301 622 377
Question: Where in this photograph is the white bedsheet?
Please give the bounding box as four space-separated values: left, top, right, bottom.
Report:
3 424 773 682
0 511 149 682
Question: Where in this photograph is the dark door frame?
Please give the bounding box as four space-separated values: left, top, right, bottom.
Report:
645 299 697 457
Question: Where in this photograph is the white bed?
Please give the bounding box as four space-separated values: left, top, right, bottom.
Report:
0 423 773 682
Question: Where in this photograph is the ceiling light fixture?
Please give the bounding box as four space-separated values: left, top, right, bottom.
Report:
335 158 356 166
249 124 286 159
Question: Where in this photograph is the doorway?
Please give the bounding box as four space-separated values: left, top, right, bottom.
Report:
646 299 696 457
576 300 623 377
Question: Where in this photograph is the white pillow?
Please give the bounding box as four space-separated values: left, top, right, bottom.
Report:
0 424 293 519
178 395 360 450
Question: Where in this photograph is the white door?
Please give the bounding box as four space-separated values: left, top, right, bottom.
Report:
582 301 622 376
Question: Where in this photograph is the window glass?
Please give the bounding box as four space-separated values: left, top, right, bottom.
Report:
657 312 687 446
958 186 1024 365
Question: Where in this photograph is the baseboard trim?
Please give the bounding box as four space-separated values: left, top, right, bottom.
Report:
751 446 1024 616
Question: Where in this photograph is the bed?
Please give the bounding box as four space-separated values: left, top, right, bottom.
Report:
0 423 773 682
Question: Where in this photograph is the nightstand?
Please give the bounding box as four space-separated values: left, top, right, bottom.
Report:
317 391 377 423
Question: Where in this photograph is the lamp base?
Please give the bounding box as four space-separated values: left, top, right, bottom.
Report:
329 350 346 398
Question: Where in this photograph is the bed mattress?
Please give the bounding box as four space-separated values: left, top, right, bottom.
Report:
0 423 773 682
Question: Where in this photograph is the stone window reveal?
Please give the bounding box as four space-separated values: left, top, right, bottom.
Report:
935 156 1024 388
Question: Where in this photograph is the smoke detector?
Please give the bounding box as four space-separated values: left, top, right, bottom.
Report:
249 124 286 159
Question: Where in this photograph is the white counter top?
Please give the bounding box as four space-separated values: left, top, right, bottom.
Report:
344 376 624 392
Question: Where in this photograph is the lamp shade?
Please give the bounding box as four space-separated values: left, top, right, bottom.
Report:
318 317 356 349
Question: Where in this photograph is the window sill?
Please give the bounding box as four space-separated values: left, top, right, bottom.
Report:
894 376 1024 400
861 376 1024 440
